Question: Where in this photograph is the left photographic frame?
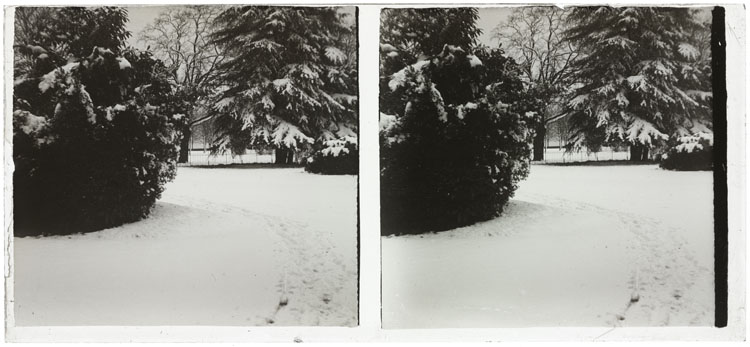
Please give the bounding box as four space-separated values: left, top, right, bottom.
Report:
7 5 359 328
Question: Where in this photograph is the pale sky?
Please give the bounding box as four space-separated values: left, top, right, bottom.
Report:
123 5 357 50
477 6 713 48
124 6 164 49
123 6 711 52
476 7 513 47
124 6 498 49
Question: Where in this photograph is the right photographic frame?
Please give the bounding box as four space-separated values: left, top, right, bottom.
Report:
379 6 727 329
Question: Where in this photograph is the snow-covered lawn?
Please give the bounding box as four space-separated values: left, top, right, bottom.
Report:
382 164 714 328
14 167 358 326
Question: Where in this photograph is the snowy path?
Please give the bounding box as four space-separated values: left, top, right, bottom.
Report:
382 164 713 328
14 168 358 326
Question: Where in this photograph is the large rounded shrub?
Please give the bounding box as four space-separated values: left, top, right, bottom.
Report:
304 136 359 175
380 45 538 235
659 132 713 171
13 48 187 236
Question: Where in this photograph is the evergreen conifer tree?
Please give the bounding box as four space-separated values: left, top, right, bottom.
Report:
210 6 358 164
563 7 712 161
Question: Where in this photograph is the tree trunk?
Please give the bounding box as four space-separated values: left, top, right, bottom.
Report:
641 146 650 161
286 149 295 164
629 143 650 161
275 147 295 164
532 123 546 161
178 125 191 163
629 145 640 161
275 148 285 164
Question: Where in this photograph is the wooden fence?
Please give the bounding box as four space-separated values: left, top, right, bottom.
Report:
178 150 275 166
536 147 630 163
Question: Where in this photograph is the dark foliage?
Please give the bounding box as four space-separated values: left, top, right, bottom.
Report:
304 138 358 175
13 13 186 236
14 7 130 78
659 134 713 171
379 8 481 117
380 8 481 65
380 30 537 235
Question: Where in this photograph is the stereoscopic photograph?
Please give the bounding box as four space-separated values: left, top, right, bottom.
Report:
10 5 359 327
380 6 722 328
4 1 743 343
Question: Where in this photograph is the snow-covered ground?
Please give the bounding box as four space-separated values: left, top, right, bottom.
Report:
14 168 358 326
382 164 714 328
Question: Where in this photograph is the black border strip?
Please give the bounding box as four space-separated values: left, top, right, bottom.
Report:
712 5 728 329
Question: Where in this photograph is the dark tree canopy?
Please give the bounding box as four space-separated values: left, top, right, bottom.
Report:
14 7 130 77
380 8 481 75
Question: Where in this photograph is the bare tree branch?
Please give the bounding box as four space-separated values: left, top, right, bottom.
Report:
138 5 226 111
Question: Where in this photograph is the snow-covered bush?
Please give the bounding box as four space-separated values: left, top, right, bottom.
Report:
13 48 187 236
304 136 358 175
659 132 713 171
380 43 537 235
